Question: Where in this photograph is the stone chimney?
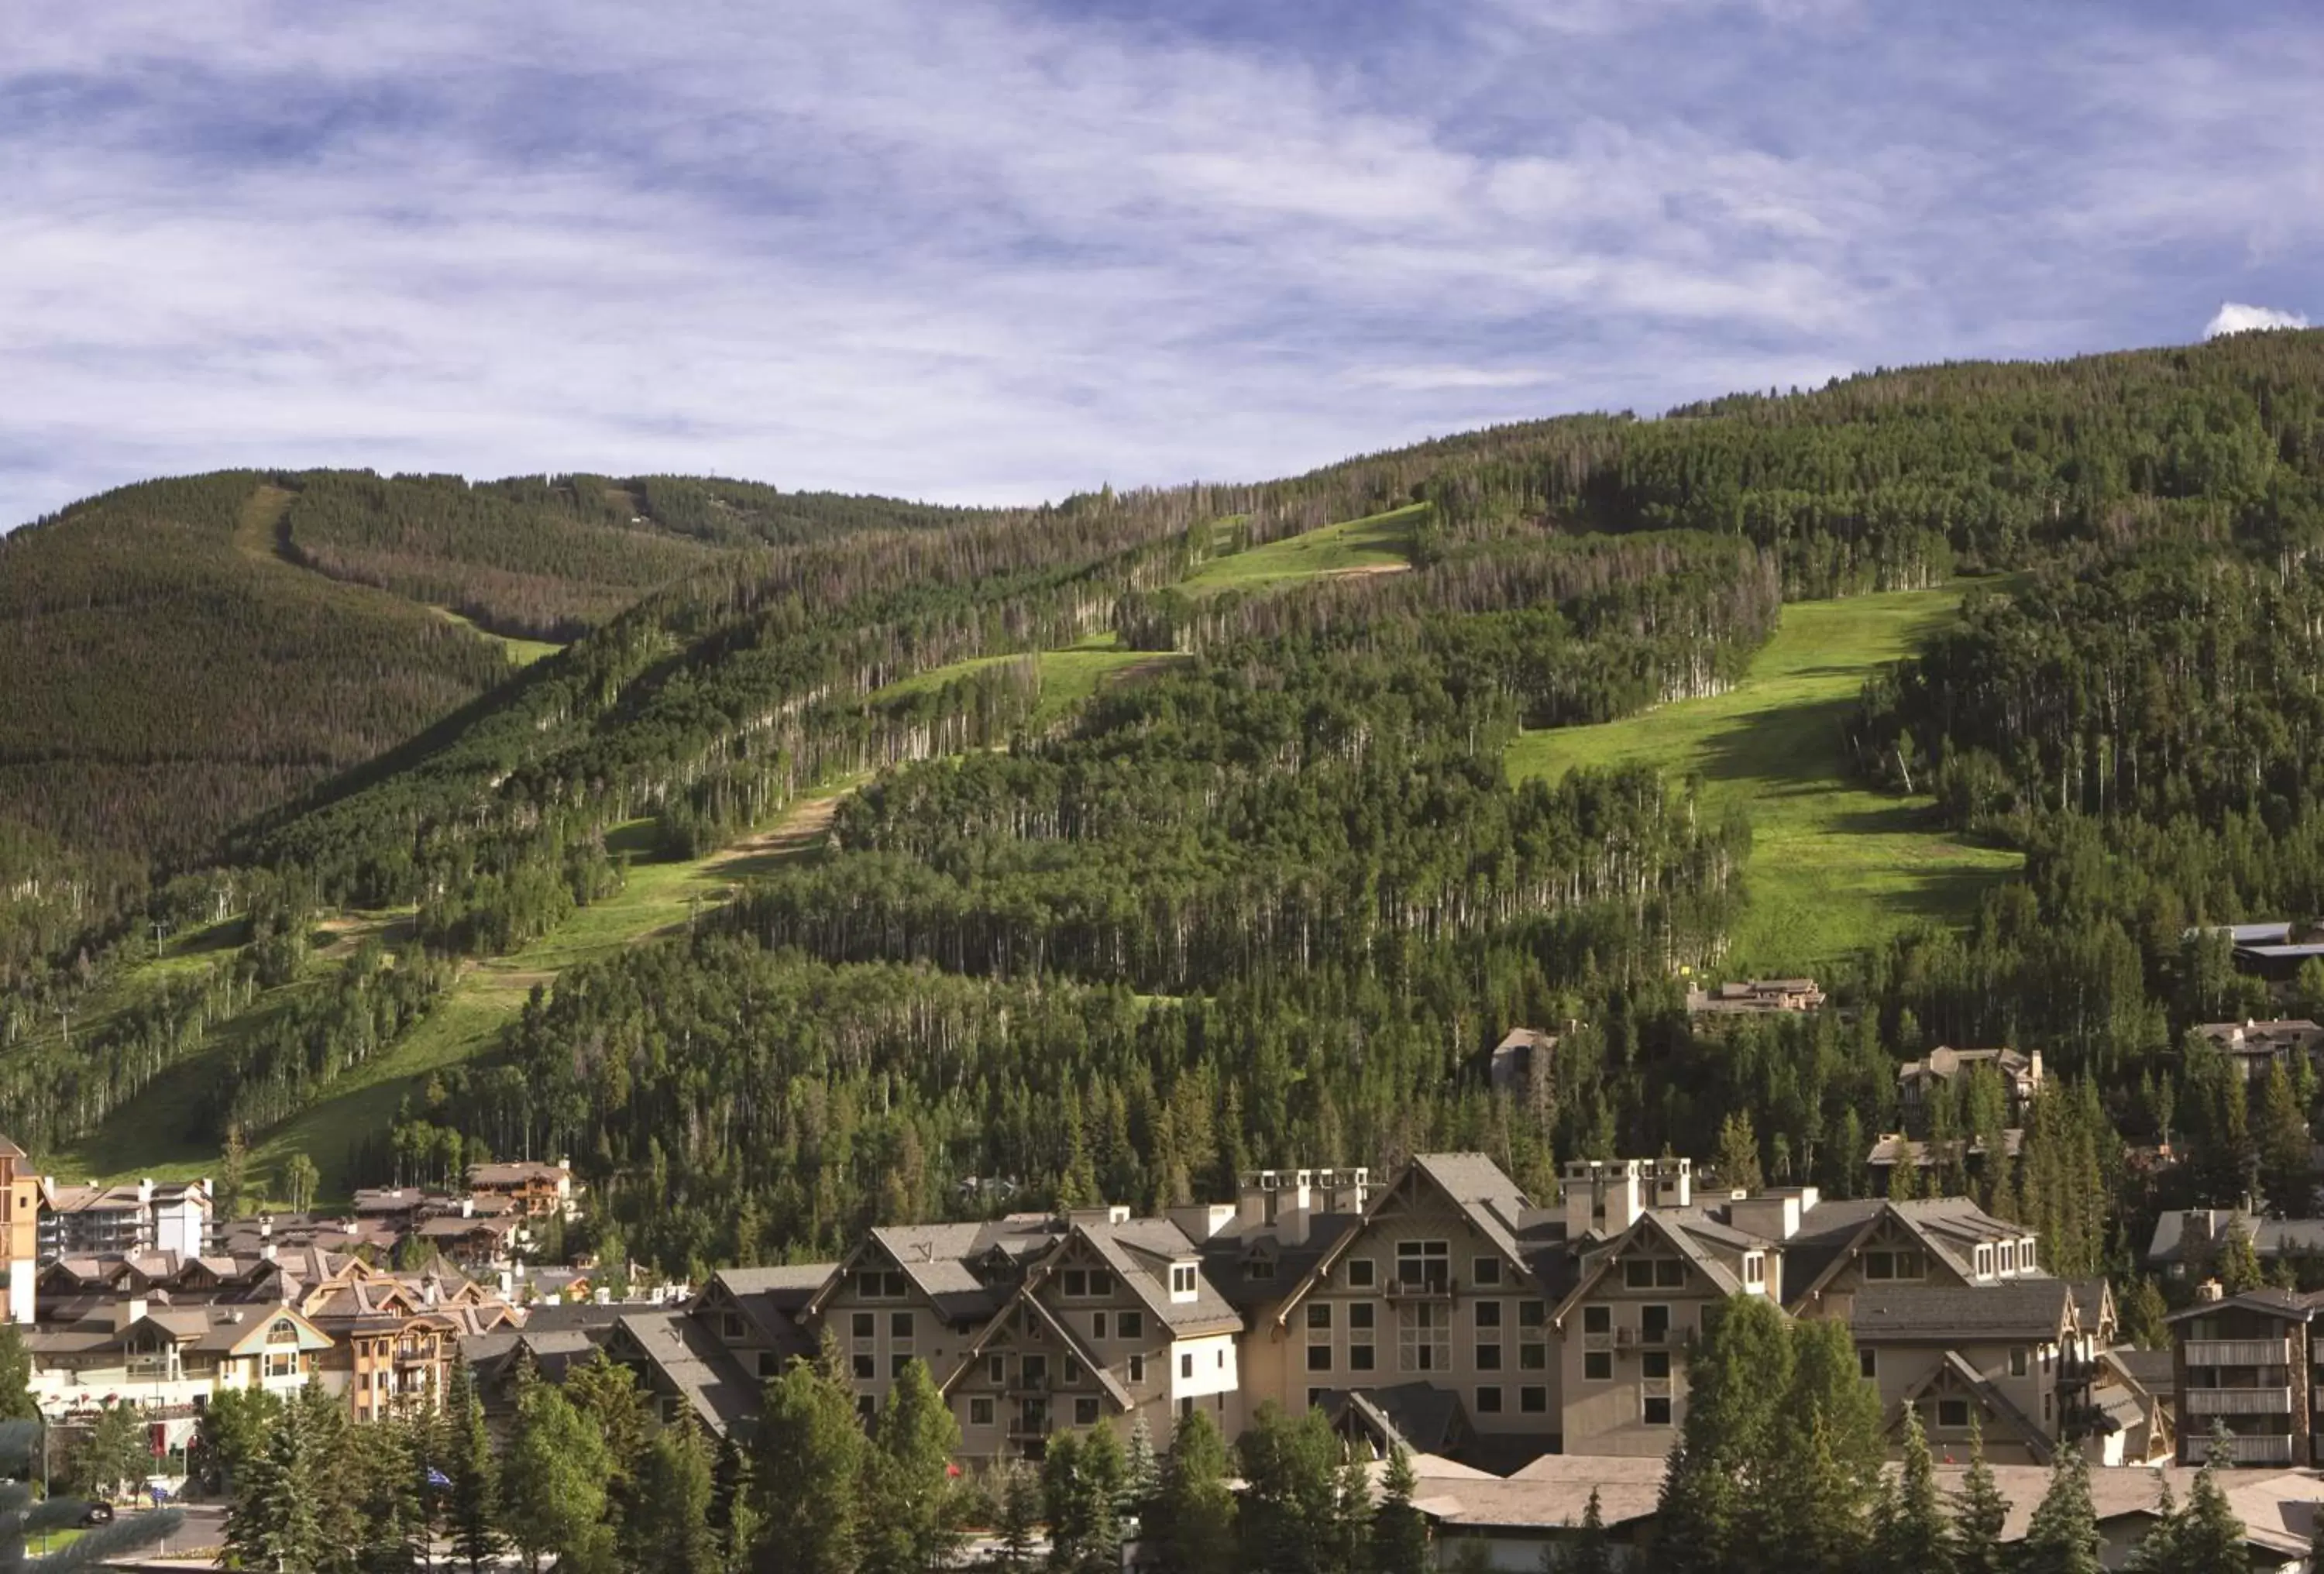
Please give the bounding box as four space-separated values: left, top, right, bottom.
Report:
1727 1190 1808 1242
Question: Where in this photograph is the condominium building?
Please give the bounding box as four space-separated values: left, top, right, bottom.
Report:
36 1176 213 1263
2167 1287 2321 1467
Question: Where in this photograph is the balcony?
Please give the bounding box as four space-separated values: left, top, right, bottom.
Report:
1386 1275 1457 1305
2191 1433 2295 1466
2185 1339 2293 1367
2185 1387 2295 1416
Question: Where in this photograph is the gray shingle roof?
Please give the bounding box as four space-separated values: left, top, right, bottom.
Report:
1850 1280 2071 1341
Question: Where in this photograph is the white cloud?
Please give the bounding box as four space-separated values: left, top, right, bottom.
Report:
2 1 2321 528
2205 301 2310 337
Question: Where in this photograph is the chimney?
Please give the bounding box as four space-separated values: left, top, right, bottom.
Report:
1728 1191 1806 1242
1167 1204 1238 1244
2195 1279 2226 1303
1563 1160 1648 1239
115 1296 149 1331
2028 1048 2044 1087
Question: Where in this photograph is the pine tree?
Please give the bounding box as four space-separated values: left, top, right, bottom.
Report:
444 1359 502 1574
2118 1276 2169 1349
1542 1486 1612 1574
2120 1476 2181 1573
0 1328 33 1424
1869 1400 1952 1574
2019 1449 2101 1574
1149 1409 1236 1574
1121 1414 1161 1529
226 1394 328 1574
1043 1427 1125 1574
1373 1445 1432 1574
1233 1404 1346 1574
2216 1222 2264 1296
2257 1056 2313 1212
1714 1111 1764 1192
1949 1417 2009 1574
860 1359 961 1574
504 1380 614 1574
624 1417 719 1574
750 1351 868 1574
997 1460 1043 1571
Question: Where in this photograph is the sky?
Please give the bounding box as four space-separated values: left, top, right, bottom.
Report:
4 0 2319 528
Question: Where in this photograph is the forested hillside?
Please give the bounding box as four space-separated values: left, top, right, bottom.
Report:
9 330 2324 1321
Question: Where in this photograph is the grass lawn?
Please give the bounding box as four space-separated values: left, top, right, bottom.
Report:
1175 504 1423 596
868 636 1186 731
428 604 562 667
1504 583 2021 973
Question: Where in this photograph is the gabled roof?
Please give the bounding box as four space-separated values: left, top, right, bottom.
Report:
1850 1280 2072 1342
1895 1350 2054 1464
2164 1287 2324 1324
1067 1219 1241 1338
1552 1208 1758 1328
1265 1154 1536 1329
610 1310 761 1436
940 1287 1136 1411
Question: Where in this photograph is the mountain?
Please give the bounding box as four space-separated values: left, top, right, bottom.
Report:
5 330 2323 1277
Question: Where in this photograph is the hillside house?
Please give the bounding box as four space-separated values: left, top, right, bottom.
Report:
1685 978 1825 1022
2194 1019 2324 1082
1896 1046 2044 1129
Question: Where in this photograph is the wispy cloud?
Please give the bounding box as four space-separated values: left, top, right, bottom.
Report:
3 0 2320 527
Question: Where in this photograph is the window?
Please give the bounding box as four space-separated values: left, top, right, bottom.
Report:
2020 1239 2037 1272
1063 1270 1088 1297
1346 1259 1377 1289
1656 1260 1684 1288
1865 1251 1893 1281
1521 1387 1548 1414
1521 1343 1547 1370
1401 1302 1452 1373
1308 1304 1333 1332
1075 1397 1102 1426
1064 1357 1082 1384
970 1397 995 1426
722 1312 745 1339
1181 1353 1194 1380
1583 1306 1611 1335
1023 1356 1048 1387
759 1352 781 1378
1476 1387 1504 1414
1893 1250 1923 1279
857 1395 876 1421
1937 1400 1970 1430
2009 1348 2028 1378
1743 1254 1765 1286
856 1269 908 1299
891 1355 912 1378
1585 1352 1613 1381
1642 1351 1671 1380
1308 1387 1331 1410
1474 1257 1503 1287
1094 1311 1112 1340
987 1355 1006 1384
852 1355 875 1380
1091 1271 1115 1295
890 1312 914 1339
1975 1247 1992 1277
1350 1303 1376 1332
1644 1395 1673 1425
1350 1344 1376 1372
2044 1394 2052 1422
1641 1304 1670 1343
1477 1342 1503 1371
1171 1265 1198 1296
1397 1241 1451 1289
1859 1349 1877 1380
852 1312 877 1339
1308 1345 1333 1373
1246 1260 1277 1282
2000 1243 2016 1273
1625 1260 1656 1290
1217 1351 1226 1370
1128 1356 1145 1384
1475 1300 1503 1330
1119 1311 1143 1339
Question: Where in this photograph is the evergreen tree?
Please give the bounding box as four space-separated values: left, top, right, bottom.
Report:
997 1460 1043 1571
1762 1315 1883 1569
1235 1404 1351 1574
624 1417 720 1574
1121 1415 1161 1529
2257 1057 2313 1213
1373 1445 1432 1574
1949 1418 2009 1574
1043 1428 1125 1574
1149 1409 1236 1574
2120 1476 2181 1574
1869 1401 1953 1574
225 1394 328 1574
0 1328 33 1424
2216 1222 2264 1297
2018 1449 2101 1574
504 1380 614 1574
749 1352 868 1574
1542 1486 1612 1574
1714 1111 1763 1192
2117 1277 2169 1349
444 1359 502 1574
861 1359 961 1574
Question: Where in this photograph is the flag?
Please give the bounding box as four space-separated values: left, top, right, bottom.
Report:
426 1466 455 1488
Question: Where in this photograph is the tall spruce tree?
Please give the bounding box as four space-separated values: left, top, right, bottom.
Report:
1149 1409 1236 1574
0 1328 33 1424
2120 1476 2182 1573
750 1352 868 1574
1949 1417 2009 1574
503 1380 614 1574
1373 1445 1432 1574
444 1359 502 1574
1544 1487 1613 1574
860 1359 962 1574
1869 1400 1953 1574
2019 1449 2101 1574
624 1417 719 1574
1234 1404 1347 1574
1042 1428 1125 1574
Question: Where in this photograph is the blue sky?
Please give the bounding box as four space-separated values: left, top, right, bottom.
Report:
5 0 2318 527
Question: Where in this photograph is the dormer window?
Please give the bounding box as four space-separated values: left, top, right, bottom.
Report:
1743 1253 1765 1287
1974 1247 1992 1278
2020 1238 2037 1272
1169 1264 1198 1299
1246 1260 1276 1283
